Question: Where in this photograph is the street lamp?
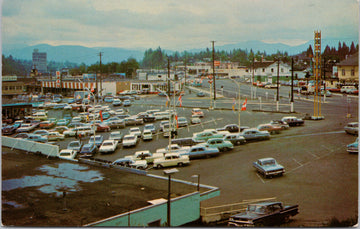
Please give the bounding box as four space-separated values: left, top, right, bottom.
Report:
164 168 179 227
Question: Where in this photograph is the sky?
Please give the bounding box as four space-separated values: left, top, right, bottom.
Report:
1 0 359 51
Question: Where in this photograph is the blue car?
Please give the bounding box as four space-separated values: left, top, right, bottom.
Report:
347 138 358 154
79 143 98 158
123 100 131 107
89 135 104 147
26 134 48 143
57 119 70 126
179 145 220 159
104 97 114 103
253 158 285 178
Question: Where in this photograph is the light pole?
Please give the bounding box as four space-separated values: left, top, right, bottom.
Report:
191 174 200 192
164 168 179 227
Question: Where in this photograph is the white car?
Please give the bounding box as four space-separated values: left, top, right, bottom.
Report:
112 158 148 170
47 131 65 141
153 153 190 169
144 124 156 134
122 134 138 147
109 131 123 144
129 127 141 138
191 116 201 124
156 144 190 155
126 150 163 164
142 130 153 141
58 149 77 160
99 140 118 154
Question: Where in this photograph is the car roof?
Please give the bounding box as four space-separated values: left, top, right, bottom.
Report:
258 157 275 162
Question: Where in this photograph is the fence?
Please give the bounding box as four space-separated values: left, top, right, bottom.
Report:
2 136 59 157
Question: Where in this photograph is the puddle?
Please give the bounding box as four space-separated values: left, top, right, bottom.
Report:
2 163 104 196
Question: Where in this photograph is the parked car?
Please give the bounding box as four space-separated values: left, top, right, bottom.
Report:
281 116 304 126
58 149 77 160
344 122 358 135
104 97 114 103
191 116 201 124
153 153 190 169
228 202 299 227
123 99 131 106
137 113 156 122
109 131 123 144
126 150 163 164
192 129 228 142
270 120 289 130
142 130 153 141
39 120 55 129
105 117 125 129
159 120 170 132
14 133 31 139
122 134 139 147
240 128 270 141
112 99 122 106
94 123 111 132
129 127 142 138
171 137 201 147
253 157 285 178
179 145 220 159
78 143 98 158
347 138 358 154
197 92 205 97
177 117 188 127
16 123 36 133
2 125 18 135
112 158 147 170
47 131 65 141
223 133 246 145
191 108 204 117
144 123 156 134
156 144 190 155
125 117 144 126
56 119 70 126
257 124 282 134
200 138 234 151
89 135 104 147
53 126 69 134
26 134 48 143
99 140 118 154
67 140 83 153
217 124 250 133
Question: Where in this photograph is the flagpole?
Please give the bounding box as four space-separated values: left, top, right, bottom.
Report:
238 81 241 133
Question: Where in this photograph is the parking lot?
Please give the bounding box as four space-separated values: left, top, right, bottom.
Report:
4 83 359 226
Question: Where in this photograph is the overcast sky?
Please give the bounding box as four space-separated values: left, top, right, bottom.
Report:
1 0 359 51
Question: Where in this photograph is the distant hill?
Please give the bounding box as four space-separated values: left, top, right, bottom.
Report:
2 37 357 65
2 44 145 65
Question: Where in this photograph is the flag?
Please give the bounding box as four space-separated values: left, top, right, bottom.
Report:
165 96 170 107
175 115 179 128
91 84 95 93
241 98 247 111
87 94 91 100
99 110 103 122
178 95 182 107
232 98 236 111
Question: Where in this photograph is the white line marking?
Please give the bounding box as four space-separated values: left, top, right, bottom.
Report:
256 173 266 184
293 158 303 166
308 151 320 159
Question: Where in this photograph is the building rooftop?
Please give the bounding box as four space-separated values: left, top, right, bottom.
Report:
337 53 359 66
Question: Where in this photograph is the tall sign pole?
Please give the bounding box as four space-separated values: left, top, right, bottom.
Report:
313 31 323 119
211 41 216 101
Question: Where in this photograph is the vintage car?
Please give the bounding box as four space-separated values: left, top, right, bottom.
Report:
179 145 220 159
223 133 246 145
124 116 144 126
56 119 70 126
126 150 163 164
52 126 69 134
199 138 234 151
14 133 31 139
191 108 204 117
177 117 188 127
347 138 358 154
253 158 285 178
89 135 104 147
129 127 142 138
78 143 98 158
240 128 270 141
123 99 131 106
228 202 299 227
2 125 18 135
257 124 282 134
191 116 201 124
136 112 156 122
270 120 289 130
153 153 190 169
109 131 123 144
112 99 122 106
16 123 37 133
39 120 56 129
171 137 201 147
99 140 118 154
58 149 77 160
26 134 48 143
142 130 153 141
47 131 65 141
281 116 304 126
104 117 126 129
216 124 249 133
122 134 139 147
156 144 190 155
112 158 147 170
193 130 225 142
94 123 111 132
67 140 83 153
144 123 156 134
344 122 358 135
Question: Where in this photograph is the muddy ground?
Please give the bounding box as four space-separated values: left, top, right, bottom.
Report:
1 148 197 227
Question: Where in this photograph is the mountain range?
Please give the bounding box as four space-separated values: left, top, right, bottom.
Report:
2 38 357 65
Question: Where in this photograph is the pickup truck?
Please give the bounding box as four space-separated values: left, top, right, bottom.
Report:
156 144 190 155
228 201 299 227
281 116 304 127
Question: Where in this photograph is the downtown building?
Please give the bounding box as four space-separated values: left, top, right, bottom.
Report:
32 49 47 74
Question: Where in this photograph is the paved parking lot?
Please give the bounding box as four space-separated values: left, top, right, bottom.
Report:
6 83 359 226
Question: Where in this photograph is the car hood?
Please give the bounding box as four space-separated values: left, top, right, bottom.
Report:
231 211 263 221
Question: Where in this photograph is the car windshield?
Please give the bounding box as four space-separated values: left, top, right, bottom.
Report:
103 142 113 146
263 160 276 166
248 205 266 213
60 152 71 156
95 136 102 141
111 133 121 137
130 129 139 133
124 136 135 140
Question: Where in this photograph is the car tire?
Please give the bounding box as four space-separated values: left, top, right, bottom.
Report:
156 164 163 169
178 162 184 167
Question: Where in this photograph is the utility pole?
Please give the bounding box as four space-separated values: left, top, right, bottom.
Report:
98 52 103 100
211 41 216 100
167 58 170 97
291 57 294 112
276 58 280 111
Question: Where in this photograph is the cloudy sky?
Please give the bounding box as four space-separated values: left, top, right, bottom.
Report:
1 0 359 50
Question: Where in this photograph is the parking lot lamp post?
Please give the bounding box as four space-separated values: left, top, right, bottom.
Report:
164 168 179 227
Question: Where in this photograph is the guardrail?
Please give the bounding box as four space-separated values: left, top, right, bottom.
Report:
2 136 59 157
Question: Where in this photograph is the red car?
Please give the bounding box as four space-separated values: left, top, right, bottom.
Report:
95 123 110 132
39 121 55 129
